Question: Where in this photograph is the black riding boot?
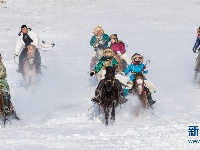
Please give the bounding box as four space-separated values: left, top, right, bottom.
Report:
91 79 105 103
115 79 128 104
35 49 42 74
147 93 156 106
17 48 28 73
2 91 11 111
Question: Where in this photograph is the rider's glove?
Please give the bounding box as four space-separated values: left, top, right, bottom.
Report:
193 49 196 53
51 43 55 47
143 65 146 70
90 71 95 76
14 54 18 60
117 51 121 55
93 42 99 48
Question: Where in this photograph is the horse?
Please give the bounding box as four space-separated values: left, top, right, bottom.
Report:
131 73 149 116
0 91 20 125
22 45 37 88
97 66 119 125
113 53 127 73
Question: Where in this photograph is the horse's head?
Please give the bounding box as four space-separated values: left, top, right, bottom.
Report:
27 45 36 65
104 66 115 92
134 73 145 95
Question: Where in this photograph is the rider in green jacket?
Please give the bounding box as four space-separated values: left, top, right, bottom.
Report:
90 48 127 105
0 54 11 110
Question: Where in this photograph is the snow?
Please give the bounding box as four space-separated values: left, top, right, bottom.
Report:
0 0 200 149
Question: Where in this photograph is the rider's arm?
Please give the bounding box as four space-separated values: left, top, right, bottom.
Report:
123 64 132 75
102 34 110 45
94 61 104 73
90 36 96 47
142 64 148 74
15 37 23 56
193 37 200 51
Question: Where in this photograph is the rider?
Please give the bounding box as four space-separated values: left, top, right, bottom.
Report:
15 25 42 74
122 53 156 106
90 26 110 70
90 48 127 105
193 26 200 53
0 54 12 111
110 34 131 65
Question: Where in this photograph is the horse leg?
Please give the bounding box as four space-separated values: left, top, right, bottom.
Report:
194 71 198 82
104 107 109 125
111 103 115 120
24 74 29 89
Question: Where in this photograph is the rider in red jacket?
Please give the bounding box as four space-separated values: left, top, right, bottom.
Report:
110 34 131 65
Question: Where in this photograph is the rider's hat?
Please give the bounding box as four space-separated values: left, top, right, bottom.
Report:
110 34 118 40
103 48 114 56
131 53 143 63
21 25 27 29
93 26 104 36
197 27 200 34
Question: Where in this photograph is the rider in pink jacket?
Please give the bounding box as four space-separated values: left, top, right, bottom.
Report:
110 34 131 65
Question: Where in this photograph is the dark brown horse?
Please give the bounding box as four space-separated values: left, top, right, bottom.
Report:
98 66 119 125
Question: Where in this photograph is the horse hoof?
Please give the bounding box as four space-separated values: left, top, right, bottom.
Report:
111 117 115 120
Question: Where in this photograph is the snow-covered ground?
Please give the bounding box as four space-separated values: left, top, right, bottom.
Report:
0 0 200 149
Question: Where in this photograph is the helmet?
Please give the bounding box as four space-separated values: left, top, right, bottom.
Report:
131 53 143 64
93 26 104 36
103 48 114 56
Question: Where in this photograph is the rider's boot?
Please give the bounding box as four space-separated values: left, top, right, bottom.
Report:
91 80 105 103
147 93 156 106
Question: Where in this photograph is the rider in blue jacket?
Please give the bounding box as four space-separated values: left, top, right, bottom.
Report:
123 53 156 106
193 27 200 53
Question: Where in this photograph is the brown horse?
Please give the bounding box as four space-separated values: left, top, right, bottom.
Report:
22 45 37 88
0 91 20 125
113 53 127 73
131 73 148 116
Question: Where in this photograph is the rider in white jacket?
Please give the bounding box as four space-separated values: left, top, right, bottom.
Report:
15 25 46 74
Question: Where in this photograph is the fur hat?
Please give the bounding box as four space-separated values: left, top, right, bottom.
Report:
197 27 200 34
103 48 114 56
110 34 118 39
131 53 143 63
93 26 104 36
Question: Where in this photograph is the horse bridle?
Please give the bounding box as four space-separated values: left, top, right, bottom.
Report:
105 79 115 86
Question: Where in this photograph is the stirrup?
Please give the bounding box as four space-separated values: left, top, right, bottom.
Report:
91 97 100 103
148 100 156 106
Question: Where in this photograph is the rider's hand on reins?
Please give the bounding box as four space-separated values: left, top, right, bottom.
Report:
90 71 95 76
